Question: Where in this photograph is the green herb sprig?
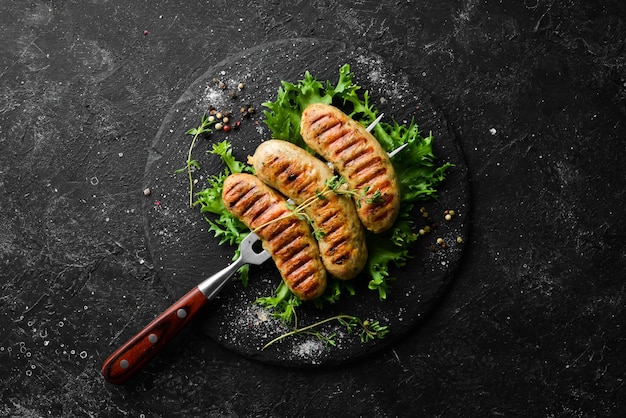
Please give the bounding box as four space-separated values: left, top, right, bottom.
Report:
193 64 452 347
249 175 383 238
175 113 215 208
262 312 389 350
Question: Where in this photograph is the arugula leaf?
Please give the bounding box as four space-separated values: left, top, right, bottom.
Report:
194 140 252 284
262 64 451 301
210 140 250 175
256 281 301 324
262 65 378 149
195 64 451 317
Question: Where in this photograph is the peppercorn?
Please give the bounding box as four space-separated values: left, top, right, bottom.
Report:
223 124 231 132
215 122 223 131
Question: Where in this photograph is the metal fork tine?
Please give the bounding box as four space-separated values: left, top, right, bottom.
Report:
240 232 270 265
366 113 384 132
366 113 408 158
388 143 408 158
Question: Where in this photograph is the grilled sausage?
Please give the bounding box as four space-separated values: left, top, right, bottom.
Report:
300 103 400 233
222 173 326 300
250 140 367 280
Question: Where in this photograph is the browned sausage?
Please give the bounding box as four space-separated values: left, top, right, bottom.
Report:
250 140 367 280
221 173 326 300
300 103 400 233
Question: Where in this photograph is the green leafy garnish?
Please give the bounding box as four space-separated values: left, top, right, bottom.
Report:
261 313 389 350
262 64 452 299
175 113 215 207
193 64 452 345
263 64 378 149
194 140 253 284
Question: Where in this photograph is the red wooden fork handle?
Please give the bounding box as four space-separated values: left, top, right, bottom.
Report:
101 287 207 385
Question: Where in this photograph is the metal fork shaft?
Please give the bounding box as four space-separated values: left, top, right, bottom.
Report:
197 255 246 299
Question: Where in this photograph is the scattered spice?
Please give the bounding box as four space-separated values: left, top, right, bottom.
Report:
143 30 149 36
143 187 151 196
240 105 255 118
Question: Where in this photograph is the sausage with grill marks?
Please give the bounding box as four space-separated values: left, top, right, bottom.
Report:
300 103 400 233
222 173 326 300
250 140 367 280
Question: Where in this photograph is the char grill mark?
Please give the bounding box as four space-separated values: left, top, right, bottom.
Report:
318 122 344 145
354 168 387 190
342 147 370 168
311 113 331 127
244 197 272 224
284 252 316 282
267 222 300 250
334 135 364 158
227 183 257 213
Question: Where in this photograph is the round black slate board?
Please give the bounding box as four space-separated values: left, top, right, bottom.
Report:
142 38 470 367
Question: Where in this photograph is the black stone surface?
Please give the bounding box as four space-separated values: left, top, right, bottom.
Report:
144 38 470 367
1 1 624 417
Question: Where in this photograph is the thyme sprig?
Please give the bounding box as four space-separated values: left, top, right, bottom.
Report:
250 175 382 235
175 113 215 207
262 313 389 349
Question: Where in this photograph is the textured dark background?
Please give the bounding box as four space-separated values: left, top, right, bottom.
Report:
1 1 625 417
